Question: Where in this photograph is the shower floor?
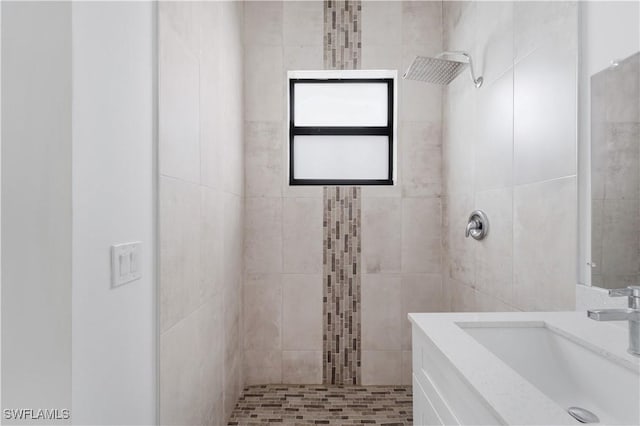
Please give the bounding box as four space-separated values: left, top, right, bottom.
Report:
228 384 413 425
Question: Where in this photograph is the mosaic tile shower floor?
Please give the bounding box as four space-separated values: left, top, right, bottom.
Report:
228 385 413 425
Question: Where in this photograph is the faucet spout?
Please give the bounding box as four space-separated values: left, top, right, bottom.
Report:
587 308 636 322
587 290 640 357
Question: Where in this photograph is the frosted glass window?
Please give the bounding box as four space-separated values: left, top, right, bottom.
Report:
294 83 388 126
289 77 395 185
293 136 389 180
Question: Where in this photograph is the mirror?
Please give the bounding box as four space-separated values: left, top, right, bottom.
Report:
590 51 640 289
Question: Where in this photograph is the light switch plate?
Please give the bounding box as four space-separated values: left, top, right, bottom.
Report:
111 241 142 287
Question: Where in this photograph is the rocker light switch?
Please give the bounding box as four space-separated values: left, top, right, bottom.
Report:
111 242 142 287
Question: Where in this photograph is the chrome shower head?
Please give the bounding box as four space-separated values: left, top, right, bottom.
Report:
403 51 483 88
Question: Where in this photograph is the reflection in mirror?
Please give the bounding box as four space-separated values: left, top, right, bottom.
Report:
590 51 640 289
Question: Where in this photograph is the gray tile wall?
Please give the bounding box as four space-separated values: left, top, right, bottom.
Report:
158 2 245 424
442 1 578 312
243 1 445 386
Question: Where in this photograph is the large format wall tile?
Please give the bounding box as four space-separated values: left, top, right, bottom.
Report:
475 1 513 86
199 10 222 191
361 351 402 385
474 187 513 304
362 274 402 351
445 192 475 285
443 1 476 58
244 1 283 46
245 44 284 122
401 72 444 123
284 44 324 70
159 25 200 183
283 198 323 273
401 1 442 51
361 1 401 47
283 1 323 47
513 177 577 311
282 274 323 351
442 81 477 196
363 197 402 273
513 1 577 63
361 43 403 71
474 70 513 192
401 122 442 198
201 187 223 302
220 72 244 196
160 301 221 425
160 177 203 332
245 122 283 198
401 351 412 385
401 198 442 273
245 197 283 273
223 193 243 315
514 45 577 185
244 350 282 385
282 351 323 384
400 273 444 350
244 274 282 351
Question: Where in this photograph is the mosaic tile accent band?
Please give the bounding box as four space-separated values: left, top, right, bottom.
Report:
323 0 362 70
322 0 363 385
323 187 362 385
228 384 413 425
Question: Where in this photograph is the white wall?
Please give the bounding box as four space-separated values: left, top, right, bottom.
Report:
1 2 73 421
71 2 156 424
2 3 157 423
577 1 640 293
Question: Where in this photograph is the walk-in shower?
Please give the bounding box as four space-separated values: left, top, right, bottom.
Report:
403 51 483 88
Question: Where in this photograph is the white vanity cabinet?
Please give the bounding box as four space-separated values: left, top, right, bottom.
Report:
411 326 502 426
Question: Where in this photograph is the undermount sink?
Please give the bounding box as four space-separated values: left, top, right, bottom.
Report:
409 312 640 425
460 322 640 425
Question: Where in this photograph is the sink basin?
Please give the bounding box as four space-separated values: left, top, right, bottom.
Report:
460 322 640 425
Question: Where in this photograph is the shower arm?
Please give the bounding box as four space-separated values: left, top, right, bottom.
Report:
437 51 483 88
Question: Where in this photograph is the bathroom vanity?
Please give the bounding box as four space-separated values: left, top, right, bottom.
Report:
409 312 640 425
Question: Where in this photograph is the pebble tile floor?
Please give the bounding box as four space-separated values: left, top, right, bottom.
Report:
227 384 413 425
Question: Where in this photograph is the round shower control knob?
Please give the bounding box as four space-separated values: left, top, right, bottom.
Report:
465 210 489 240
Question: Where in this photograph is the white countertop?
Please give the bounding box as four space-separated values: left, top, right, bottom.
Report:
408 311 640 425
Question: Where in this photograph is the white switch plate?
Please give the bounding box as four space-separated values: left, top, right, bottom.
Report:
111 242 142 287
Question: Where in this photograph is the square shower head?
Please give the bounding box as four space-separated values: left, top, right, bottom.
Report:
403 55 469 86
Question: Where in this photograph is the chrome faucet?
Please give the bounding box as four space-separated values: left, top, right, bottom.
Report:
587 286 640 357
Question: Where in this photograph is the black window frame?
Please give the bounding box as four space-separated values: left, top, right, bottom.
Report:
289 77 395 186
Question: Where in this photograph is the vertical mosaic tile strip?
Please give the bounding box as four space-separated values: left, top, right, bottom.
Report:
323 187 362 385
322 0 363 385
324 0 362 70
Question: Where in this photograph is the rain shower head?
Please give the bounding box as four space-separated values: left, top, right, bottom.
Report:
403 51 483 88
